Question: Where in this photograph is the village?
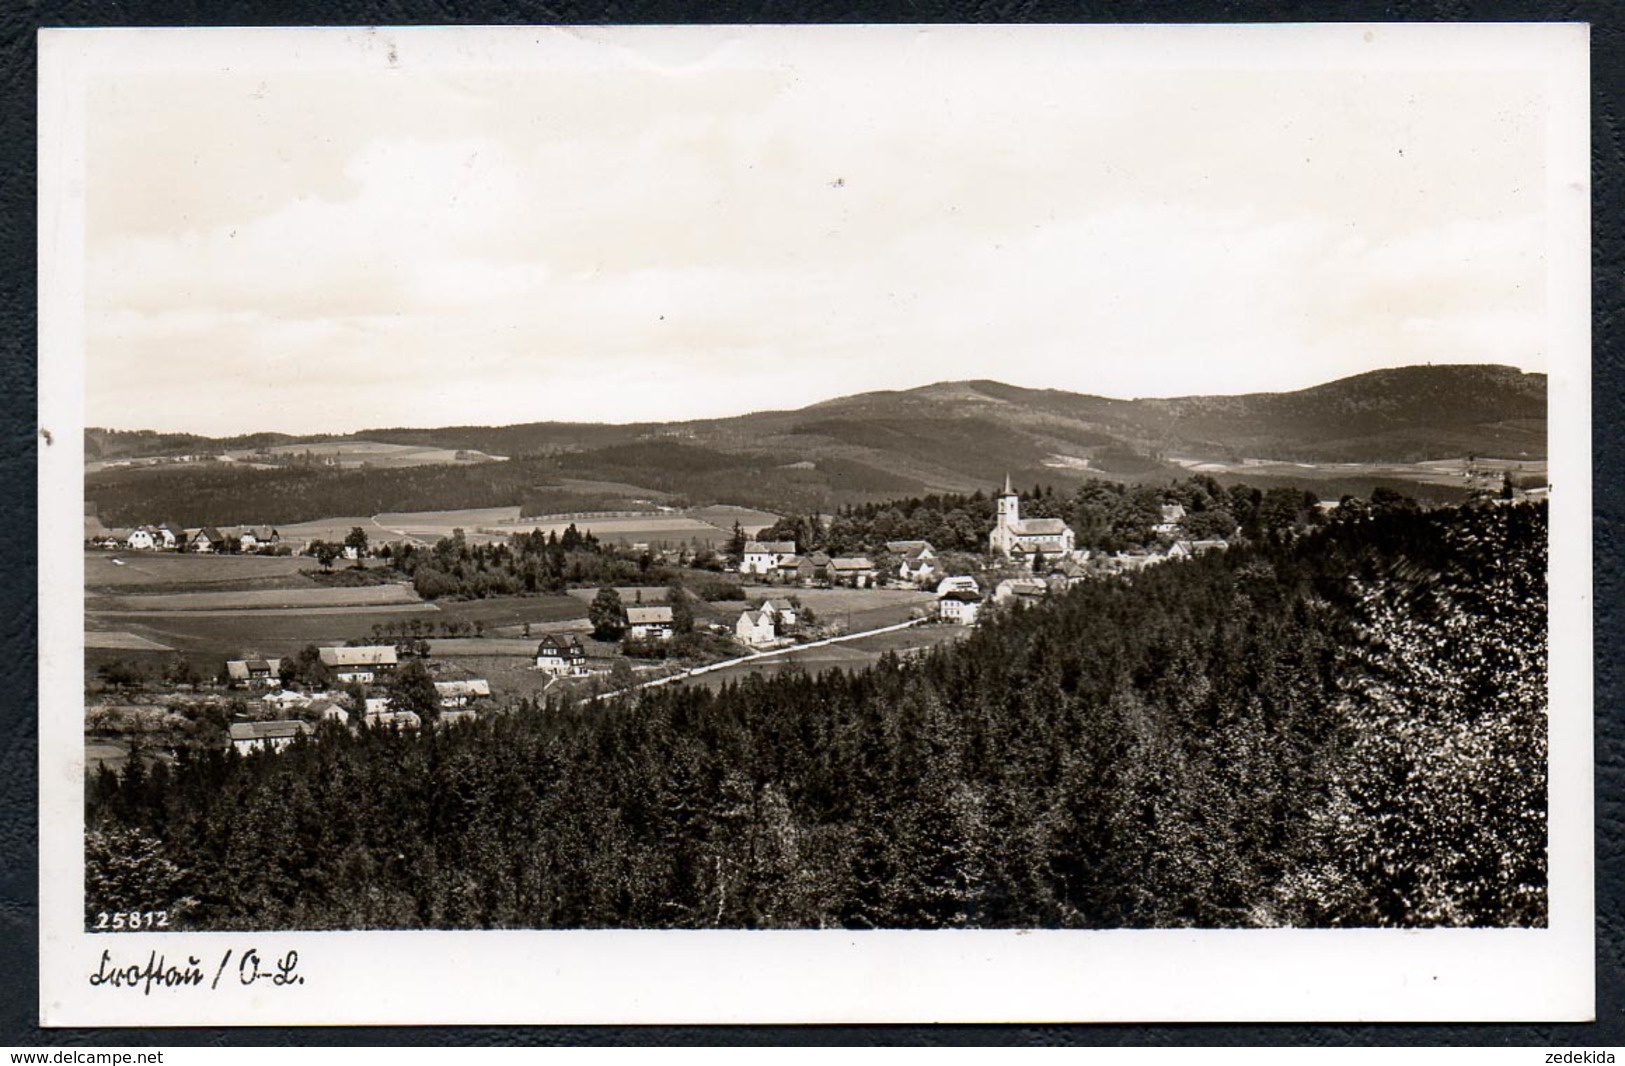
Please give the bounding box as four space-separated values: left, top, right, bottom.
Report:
84 476 1236 764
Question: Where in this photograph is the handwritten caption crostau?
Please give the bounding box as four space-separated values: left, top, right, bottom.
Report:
89 947 304 995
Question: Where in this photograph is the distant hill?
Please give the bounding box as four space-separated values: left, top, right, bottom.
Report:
86 364 1546 522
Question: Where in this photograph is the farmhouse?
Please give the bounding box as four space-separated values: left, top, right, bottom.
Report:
308 698 347 724
238 528 280 552
188 526 227 553
772 554 803 583
228 720 313 755
123 528 157 551
827 556 878 588
793 551 832 586
735 606 777 647
225 657 282 688
155 524 183 550
535 637 589 677
989 477 1076 559
885 540 938 585
741 540 796 576
625 605 675 642
317 645 399 684
434 679 491 707
994 577 1050 605
938 589 983 626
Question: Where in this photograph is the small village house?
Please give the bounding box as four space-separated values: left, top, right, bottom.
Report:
827 556 878 588
937 589 983 626
535 637 589 677
155 524 183 550
741 540 797 576
225 657 282 689
994 577 1050 605
1153 503 1187 536
885 540 938 585
625 605 675 642
188 526 227 553
123 528 157 551
228 720 313 755
434 679 491 707
318 645 399 684
757 598 798 629
735 606 777 647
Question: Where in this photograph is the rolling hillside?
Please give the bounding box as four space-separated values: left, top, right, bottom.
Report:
86 364 1546 524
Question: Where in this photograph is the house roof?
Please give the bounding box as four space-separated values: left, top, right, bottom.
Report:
1010 518 1069 536
828 556 876 571
885 540 935 558
228 720 313 741
774 555 803 569
941 589 982 603
997 578 1049 597
194 526 225 542
737 607 772 627
225 658 281 680
744 540 796 554
318 645 398 667
807 551 832 566
625 605 673 625
536 638 585 657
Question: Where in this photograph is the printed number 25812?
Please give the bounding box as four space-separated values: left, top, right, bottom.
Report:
94 911 169 931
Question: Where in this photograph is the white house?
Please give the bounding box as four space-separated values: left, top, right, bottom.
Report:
228 720 313 755
124 528 157 551
886 540 938 585
758 599 798 629
735 606 776 647
938 589 982 626
625 605 675 642
155 524 183 550
264 689 318 711
989 477 1076 559
317 645 399 684
189 526 227 553
535 637 589 677
1153 503 1187 536
741 540 797 576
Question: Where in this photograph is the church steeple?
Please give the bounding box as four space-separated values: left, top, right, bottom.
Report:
1001 472 1014 496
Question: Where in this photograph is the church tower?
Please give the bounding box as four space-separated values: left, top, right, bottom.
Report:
996 473 1020 526
991 474 1020 555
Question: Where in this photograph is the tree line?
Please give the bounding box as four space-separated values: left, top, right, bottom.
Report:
85 499 1546 930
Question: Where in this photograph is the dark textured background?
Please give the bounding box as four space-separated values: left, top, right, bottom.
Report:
3 0 1619 1048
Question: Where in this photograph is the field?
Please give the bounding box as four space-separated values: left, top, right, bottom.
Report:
431 596 590 633
225 440 508 468
85 552 314 592
763 587 936 629
84 630 175 651
94 585 421 612
88 607 442 662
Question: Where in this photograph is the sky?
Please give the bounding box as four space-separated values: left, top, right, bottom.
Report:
80 26 1554 436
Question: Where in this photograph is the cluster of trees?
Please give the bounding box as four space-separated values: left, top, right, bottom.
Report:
382 526 686 601
85 499 1545 930
753 476 1341 559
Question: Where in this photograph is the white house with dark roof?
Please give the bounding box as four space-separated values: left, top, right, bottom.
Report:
535 636 589 676
228 720 313 755
988 476 1076 560
317 645 399 684
886 540 938 584
741 540 797 576
758 599 797 629
993 577 1050 605
189 526 227 553
124 528 157 550
625 604 674 642
938 588 983 626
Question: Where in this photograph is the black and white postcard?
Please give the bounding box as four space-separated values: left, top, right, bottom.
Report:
37 23 1592 1025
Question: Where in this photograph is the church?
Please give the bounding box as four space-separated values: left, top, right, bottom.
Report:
988 475 1076 559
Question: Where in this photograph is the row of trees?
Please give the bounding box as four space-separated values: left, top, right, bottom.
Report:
85 499 1546 930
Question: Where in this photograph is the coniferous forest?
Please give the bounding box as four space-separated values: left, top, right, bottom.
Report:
85 501 1547 930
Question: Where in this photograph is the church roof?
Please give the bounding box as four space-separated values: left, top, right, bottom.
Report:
1011 518 1069 536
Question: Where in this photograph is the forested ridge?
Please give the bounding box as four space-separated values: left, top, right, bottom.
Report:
86 501 1547 930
